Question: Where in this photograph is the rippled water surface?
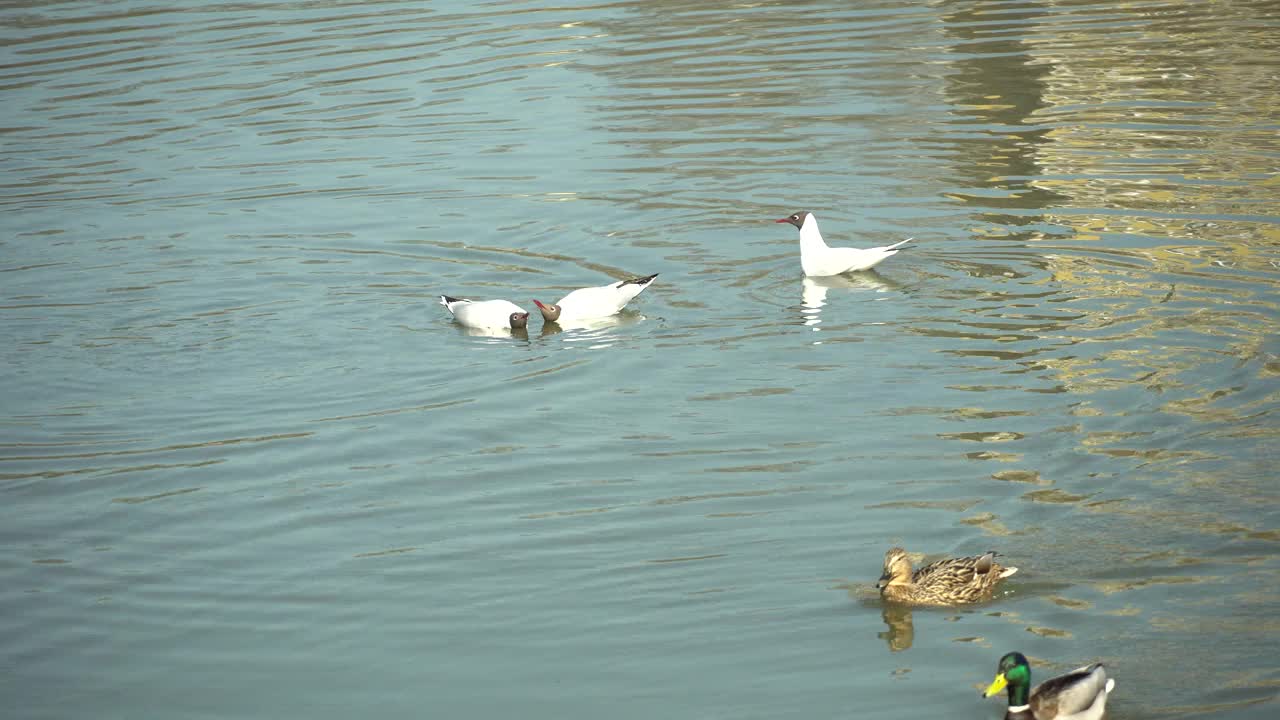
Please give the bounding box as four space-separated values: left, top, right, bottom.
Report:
3 1 1279 718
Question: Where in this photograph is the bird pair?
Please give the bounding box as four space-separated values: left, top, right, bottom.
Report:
877 548 1116 719
440 273 658 331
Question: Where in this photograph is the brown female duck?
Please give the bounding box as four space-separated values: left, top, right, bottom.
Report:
876 547 1017 606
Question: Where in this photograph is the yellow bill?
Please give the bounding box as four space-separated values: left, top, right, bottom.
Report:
983 673 1008 697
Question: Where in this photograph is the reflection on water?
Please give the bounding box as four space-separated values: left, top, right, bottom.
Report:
538 311 646 335
457 325 531 341
799 273 902 329
536 312 649 351
935 0 1056 211
879 604 916 653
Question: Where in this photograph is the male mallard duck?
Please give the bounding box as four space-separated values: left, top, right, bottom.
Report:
983 651 1115 720
876 547 1017 606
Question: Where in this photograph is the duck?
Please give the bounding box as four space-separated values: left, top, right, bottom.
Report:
532 273 657 324
775 211 911 276
439 295 529 330
876 547 1017 606
983 651 1115 720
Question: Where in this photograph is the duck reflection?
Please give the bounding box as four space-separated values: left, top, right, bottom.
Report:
800 272 902 327
848 582 916 653
878 603 916 652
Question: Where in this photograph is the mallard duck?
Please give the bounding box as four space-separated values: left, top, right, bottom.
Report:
983 651 1115 720
876 547 1017 606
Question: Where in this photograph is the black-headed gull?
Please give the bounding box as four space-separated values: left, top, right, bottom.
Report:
532 273 658 323
439 295 530 329
776 211 911 276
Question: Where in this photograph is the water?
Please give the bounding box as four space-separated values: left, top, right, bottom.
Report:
2 1 1278 718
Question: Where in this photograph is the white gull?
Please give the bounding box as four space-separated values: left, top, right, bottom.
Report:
439 295 530 330
532 273 658 324
776 211 911 276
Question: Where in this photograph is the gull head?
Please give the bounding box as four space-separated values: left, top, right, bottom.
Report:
775 210 811 230
532 300 561 323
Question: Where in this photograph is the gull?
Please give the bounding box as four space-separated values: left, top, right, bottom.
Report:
532 273 658 324
776 210 911 276
439 295 529 330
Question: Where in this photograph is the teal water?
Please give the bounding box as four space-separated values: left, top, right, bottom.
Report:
2 1 1278 718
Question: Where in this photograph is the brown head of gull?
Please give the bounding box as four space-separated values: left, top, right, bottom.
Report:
532 300 560 323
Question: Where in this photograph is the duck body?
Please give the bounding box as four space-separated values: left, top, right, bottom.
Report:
984 652 1115 720
776 211 910 276
876 547 1017 606
439 295 529 330
534 273 657 323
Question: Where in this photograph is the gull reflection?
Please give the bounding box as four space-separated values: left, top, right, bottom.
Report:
457 325 530 342
539 312 646 347
800 271 902 327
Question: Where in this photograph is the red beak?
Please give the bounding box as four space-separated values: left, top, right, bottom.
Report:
532 300 546 309
775 218 790 223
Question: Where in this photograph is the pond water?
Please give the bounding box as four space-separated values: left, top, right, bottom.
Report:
2 1 1278 718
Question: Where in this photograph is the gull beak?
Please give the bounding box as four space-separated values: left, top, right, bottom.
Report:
775 218 790 223
532 300 546 310
982 673 1008 698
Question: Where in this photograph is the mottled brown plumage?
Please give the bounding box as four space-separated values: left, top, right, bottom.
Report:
876 547 1017 606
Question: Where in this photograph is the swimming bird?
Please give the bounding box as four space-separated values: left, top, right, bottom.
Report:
533 273 658 323
983 652 1115 720
775 211 911 276
439 295 529 330
876 547 1017 606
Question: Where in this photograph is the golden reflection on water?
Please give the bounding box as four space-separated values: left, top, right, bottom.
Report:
921 2 1280 623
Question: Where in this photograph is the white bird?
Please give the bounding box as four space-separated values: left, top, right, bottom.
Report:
776 211 911 276
532 273 658 324
439 295 529 330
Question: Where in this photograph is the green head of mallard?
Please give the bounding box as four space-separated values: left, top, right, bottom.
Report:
983 651 1033 706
